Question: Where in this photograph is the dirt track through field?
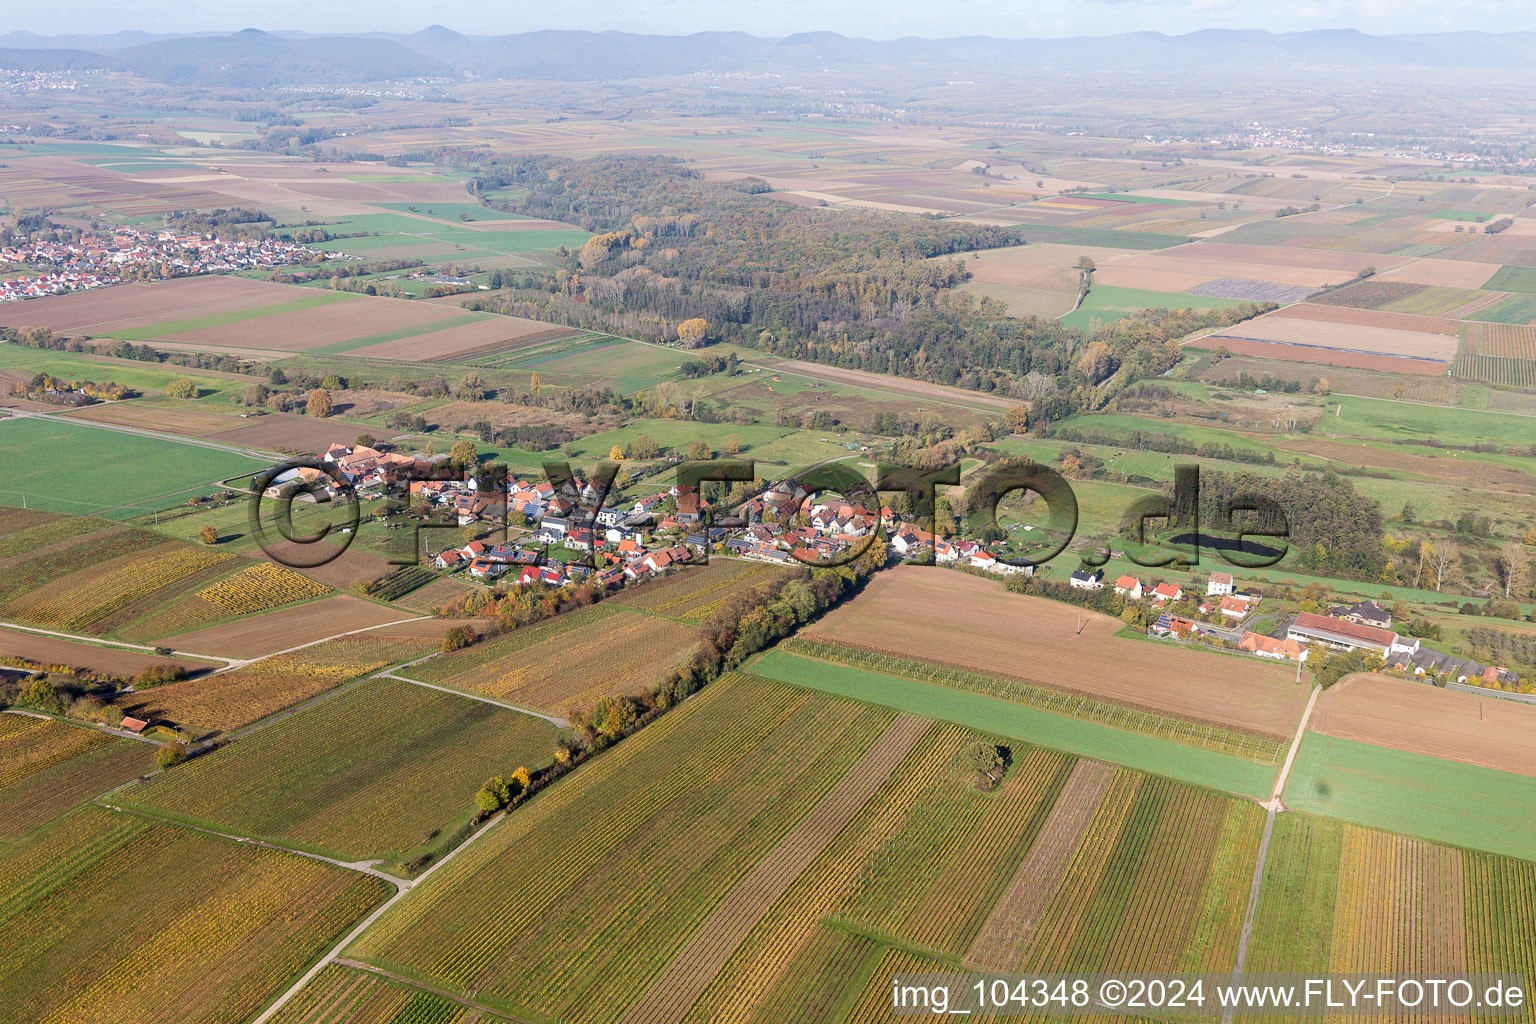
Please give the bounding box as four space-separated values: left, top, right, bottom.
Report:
617 714 930 1024
966 759 1115 970
762 358 1016 410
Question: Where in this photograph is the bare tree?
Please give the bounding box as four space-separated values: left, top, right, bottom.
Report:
1496 543 1530 598
1430 540 1462 592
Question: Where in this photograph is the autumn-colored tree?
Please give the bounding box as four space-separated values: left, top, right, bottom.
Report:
165 378 199 399
510 765 532 794
687 440 711 460
266 391 291 413
155 741 187 771
677 318 709 348
630 434 660 460
1525 528 1536 546
722 434 743 455
1005 405 1029 434
608 444 626 461
1313 377 1332 397
199 524 218 546
529 371 542 398
306 389 333 418
449 440 479 469
1076 341 1114 382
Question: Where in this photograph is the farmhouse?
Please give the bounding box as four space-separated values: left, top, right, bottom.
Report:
1069 569 1103 590
1149 582 1183 604
1286 611 1419 658
1240 632 1307 662
1113 575 1142 599
1332 599 1392 629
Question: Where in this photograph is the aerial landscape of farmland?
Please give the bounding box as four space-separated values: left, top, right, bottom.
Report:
4 5 1536 1022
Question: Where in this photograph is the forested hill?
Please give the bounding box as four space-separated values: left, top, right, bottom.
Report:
428 152 1272 418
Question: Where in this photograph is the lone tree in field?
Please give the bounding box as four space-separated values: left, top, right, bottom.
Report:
199 524 218 546
687 440 711 460
722 434 743 455
609 444 626 461
306 389 333 418
165 378 199 400
630 434 660 460
354 434 376 449
676 318 709 348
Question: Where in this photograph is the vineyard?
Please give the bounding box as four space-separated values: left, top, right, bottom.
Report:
120 630 444 733
1454 322 1536 387
409 604 702 714
1242 813 1536 1013
612 561 794 623
0 806 390 1024
128 561 333 637
0 714 155 839
269 963 509 1023
780 636 1285 763
345 675 901 1024
358 565 439 601
124 677 558 862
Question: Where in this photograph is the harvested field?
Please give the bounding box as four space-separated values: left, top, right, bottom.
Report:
0 276 302 335
409 604 702 714
171 296 461 352
257 542 395 590
205 413 378 453
1310 279 1424 308
1186 277 1317 303
0 714 156 838
1091 263 1216 293
1196 336 1447 374
760 358 1015 410
1211 311 1457 360
803 566 1308 740
1268 302 1460 336
65 401 247 438
1172 242 1407 274
159 594 416 659
1375 258 1503 289
1113 252 1347 289
1310 673 1536 778
0 627 216 677
346 316 578 361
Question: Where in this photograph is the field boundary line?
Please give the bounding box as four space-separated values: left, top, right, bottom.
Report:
0 618 234 665
214 615 431 673
97 799 407 884
1223 683 1321 1024
330 959 531 1023
617 714 931 1024
377 671 571 728
246 787 534 1024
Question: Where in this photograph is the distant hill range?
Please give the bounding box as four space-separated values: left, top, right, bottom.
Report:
2 26 1535 85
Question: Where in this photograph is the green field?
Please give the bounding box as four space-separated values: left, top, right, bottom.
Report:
372 202 531 223
1006 224 1192 250
0 344 245 398
0 416 267 517
1329 394 1536 447
1474 292 1536 325
103 291 356 341
749 649 1276 798
1062 284 1246 331
122 677 559 864
1432 209 1493 222
1482 265 1536 294
1079 192 1189 205
1283 732 1536 860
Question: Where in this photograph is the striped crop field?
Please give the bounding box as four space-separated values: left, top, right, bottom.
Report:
610 560 796 622
406 603 702 714
121 677 559 862
1454 321 1536 387
0 713 155 840
0 806 390 1024
267 963 516 1023
1241 813 1536 1012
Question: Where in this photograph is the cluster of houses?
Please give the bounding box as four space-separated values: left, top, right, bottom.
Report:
0 228 337 302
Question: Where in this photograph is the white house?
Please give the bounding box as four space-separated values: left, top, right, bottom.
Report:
1207 572 1235 597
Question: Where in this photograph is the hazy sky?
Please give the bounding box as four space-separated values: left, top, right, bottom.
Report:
11 0 1536 38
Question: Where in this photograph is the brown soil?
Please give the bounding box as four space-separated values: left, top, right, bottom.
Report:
160 594 412 659
1195 337 1446 375
1310 673 1536 778
0 628 218 676
804 566 1308 739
